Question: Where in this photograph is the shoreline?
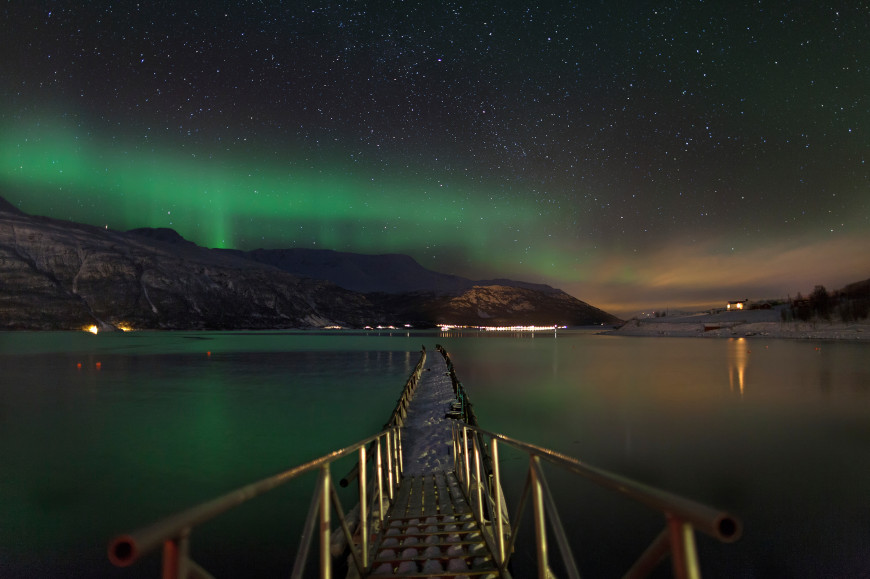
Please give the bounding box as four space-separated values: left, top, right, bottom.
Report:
605 311 870 341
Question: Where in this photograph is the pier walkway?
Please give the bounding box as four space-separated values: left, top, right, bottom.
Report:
397 351 456 476
362 351 502 578
108 345 742 579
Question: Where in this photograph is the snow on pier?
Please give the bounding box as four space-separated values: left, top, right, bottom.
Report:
364 348 501 577
400 349 457 475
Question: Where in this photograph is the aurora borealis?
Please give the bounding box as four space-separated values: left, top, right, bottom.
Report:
2 3 868 316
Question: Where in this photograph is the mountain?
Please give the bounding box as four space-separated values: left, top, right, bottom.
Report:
217 247 474 294
0 200 375 330
0 196 621 329
837 278 870 300
206 249 621 326
217 247 565 296
0 196 25 215
369 285 619 327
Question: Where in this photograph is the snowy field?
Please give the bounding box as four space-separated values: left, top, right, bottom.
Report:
609 308 870 340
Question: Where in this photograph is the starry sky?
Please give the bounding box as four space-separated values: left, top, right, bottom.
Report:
1 2 868 317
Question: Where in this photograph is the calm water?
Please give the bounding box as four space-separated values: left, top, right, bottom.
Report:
0 330 868 577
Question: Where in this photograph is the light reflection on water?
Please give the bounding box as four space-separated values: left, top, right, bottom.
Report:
728 337 749 397
435 332 870 578
0 330 868 577
0 332 422 578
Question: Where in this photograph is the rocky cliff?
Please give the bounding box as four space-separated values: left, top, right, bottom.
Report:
0 197 621 330
431 284 619 326
368 285 621 327
0 201 374 330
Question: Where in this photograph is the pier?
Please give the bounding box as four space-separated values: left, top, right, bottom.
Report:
108 345 741 578
359 348 500 577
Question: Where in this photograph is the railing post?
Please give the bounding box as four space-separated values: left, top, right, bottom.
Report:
624 528 671 579
462 426 471 494
320 465 331 579
450 420 462 482
473 435 484 524
394 427 404 479
161 539 177 579
161 528 189 579
386 431 395 500
376 434 385 523
667 515 701 579
358 445 369 569
531 456 550 579
491 438 506 566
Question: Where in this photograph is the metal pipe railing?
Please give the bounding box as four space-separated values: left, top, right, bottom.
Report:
319 465 332 577
384 346 427 429
436 344 478 426
490 429 740 542
108 426 403 577
530 456 551 579
358 444 369 569
452 423 742 579
491 438 506 565
339 348 426 488
530 455 581 579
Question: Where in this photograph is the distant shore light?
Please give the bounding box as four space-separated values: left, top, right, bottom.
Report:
439 324 565 332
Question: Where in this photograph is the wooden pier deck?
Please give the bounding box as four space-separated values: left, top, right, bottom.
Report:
368 472 499 577
363 350 502 578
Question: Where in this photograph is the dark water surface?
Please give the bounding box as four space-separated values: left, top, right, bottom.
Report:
0 330 868 577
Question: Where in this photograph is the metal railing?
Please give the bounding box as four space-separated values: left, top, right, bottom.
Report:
339 346 426 488
107 350 428 578
451 423 742 579
109 343 742 578
384 345 427 429
436 344 478 426
108 428 402 578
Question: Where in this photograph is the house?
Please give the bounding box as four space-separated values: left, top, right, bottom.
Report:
726 299 749 310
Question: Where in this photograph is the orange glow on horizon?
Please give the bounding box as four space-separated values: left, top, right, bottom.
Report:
560 232 870 318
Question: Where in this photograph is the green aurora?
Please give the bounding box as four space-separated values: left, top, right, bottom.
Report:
0 119 589 281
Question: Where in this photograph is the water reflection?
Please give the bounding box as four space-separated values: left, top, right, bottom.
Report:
727 337 749 397
3 331 869 578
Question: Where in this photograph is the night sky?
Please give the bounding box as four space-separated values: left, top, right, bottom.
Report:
1 2 868 316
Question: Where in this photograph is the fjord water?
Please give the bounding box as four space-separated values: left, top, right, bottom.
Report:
0 331 868 577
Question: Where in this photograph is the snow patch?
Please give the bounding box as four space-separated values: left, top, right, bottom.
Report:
401 356 460 476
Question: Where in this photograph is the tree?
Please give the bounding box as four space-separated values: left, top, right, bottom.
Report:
792 292 811 321
809 285 830 320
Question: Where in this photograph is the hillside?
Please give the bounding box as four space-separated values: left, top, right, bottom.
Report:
218 247 566 296
0 201 375 330
0 197 620 330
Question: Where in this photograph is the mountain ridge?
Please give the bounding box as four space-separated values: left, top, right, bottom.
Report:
215 246 565 296
0 197 622 329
